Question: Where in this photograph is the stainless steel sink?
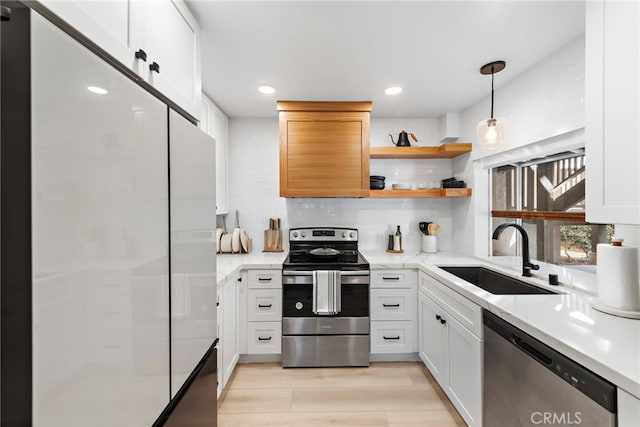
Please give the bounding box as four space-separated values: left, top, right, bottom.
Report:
438 266 557 295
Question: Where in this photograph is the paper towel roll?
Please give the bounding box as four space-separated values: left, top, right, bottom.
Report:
596 243 640 312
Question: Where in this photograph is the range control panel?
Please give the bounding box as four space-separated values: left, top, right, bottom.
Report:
289 227 358 242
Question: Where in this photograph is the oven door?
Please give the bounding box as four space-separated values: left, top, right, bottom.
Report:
282 270 369 318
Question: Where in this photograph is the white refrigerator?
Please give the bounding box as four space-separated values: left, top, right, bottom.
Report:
1 6 217 426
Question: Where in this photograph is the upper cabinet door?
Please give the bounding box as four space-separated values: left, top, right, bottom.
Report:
278 102 371 198
137 0 202 120
200 94 230 215
586 0 640 225
38 0 142 72
40 0 202 121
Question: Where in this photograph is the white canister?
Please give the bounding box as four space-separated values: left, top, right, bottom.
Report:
422 235 437 253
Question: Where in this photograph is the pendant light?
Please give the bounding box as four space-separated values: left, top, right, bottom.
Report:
476 60 507 149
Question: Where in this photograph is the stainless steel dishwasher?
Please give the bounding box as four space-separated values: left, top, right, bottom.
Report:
483 311 616 427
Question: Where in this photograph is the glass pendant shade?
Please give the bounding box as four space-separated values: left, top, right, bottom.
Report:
476 117 507 149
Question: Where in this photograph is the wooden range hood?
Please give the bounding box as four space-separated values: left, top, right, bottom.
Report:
277 101 372 198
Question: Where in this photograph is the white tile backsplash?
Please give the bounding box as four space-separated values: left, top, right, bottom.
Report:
227 117 458 253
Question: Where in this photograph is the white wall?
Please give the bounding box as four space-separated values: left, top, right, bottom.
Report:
452 34 586 256
227 117 463 252
227 35 586 256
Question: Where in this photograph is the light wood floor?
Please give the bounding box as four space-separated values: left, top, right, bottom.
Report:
217 362 467 427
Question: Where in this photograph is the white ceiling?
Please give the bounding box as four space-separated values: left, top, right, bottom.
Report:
186 1 585 118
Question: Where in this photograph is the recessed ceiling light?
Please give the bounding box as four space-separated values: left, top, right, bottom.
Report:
385 86 402 95
258 85 275 94
87 85 108 95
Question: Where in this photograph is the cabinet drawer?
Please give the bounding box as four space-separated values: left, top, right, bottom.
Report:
371 269 416 289
247 322 282 354
248 289 282 322
247 270 282 289
419 272 482 337
370 288 415 321
370 321 415 354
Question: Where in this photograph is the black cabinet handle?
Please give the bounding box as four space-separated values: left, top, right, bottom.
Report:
135 49 147 61
149 62 160 73
383 303 400 308
383 336 401 340
258 277 272 282
435 314 441 321
216 302 220 307
257 336 272 341
382 276 400 281
237 277 242 282
440 318 446 325
258 304 272 308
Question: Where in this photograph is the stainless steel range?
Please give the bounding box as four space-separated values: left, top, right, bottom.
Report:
282 227 370 368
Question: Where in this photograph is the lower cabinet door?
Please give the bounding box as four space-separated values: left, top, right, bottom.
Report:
247 322 282 354
370 321 414 353
222 277 239 385
446 315 482 426
418 292 446 386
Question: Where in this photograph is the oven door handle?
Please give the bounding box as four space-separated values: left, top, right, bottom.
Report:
282 270 369 276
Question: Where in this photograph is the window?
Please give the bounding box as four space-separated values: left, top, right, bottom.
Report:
490 148 613 267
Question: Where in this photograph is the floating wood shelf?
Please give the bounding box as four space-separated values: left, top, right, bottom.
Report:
369 143 472 159
491 210 586 222
369 188 472 198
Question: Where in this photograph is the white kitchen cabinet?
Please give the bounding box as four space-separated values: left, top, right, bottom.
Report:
618 388 640 427
200 94 230 215
370 269 417 355
39 0 202 120
418 292 446 384
244 269 282 355
370 321 415 354
37 0 140 71
370 288 415 321
247 269 282 289
247 322 282 354
370 269 416 288
418 272 482 427
237 272 248 355
445 313 482 426
136 0 201 120
248 289 282 322
586 0 640 225
222 274 240 387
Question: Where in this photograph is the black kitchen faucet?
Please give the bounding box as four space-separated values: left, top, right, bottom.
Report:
492 223 540 277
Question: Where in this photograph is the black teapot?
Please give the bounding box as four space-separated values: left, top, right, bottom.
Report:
389 131 418 147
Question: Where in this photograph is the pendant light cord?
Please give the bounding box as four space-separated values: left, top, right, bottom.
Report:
490 68 494 119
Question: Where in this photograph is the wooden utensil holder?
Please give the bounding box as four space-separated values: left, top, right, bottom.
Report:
264 229 283 252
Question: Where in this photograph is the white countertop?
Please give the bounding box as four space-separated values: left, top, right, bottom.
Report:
218 249 640 399
216 252 286 286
